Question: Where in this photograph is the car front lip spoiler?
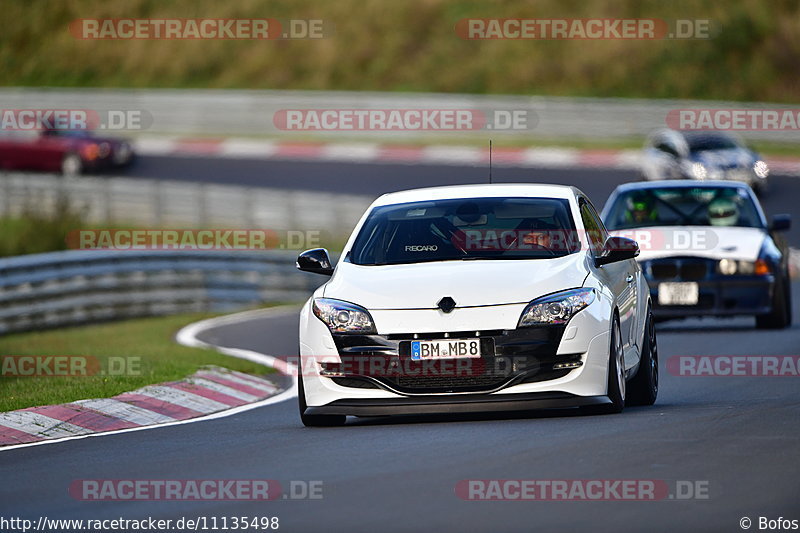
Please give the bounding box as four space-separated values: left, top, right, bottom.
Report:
304 392 609 417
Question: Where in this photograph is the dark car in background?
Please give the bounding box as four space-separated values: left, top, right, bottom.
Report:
0 128 134 176
640 129 770 195
601 181 791 329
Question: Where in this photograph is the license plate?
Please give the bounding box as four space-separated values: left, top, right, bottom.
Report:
658 282 699 305
410 339 481 360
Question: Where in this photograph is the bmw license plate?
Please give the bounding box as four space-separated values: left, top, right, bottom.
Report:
658 282 699 305
410 339 481 360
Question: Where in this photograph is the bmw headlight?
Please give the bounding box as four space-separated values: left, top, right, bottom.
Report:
313 298 376 334
518 288 595 327
717 259 769 276
718 258 738 275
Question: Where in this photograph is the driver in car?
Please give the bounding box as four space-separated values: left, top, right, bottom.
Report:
707 198 740 226
625 193 659 225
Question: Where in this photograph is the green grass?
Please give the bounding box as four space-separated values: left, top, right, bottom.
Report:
0 312 273 412
1 0 799 103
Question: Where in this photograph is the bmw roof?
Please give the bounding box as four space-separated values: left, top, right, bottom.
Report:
610 180 754 194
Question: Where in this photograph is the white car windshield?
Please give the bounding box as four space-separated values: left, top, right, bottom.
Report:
348 197 580 265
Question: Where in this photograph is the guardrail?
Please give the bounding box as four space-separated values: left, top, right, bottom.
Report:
0 172 372 231
2 88 798 142
0 249 321 334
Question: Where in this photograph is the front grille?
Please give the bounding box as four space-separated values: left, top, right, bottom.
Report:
647 257 713 282
330 326 577 394
680 263 707 280
651 263 678 279
331 377 380 389
395 373 507 391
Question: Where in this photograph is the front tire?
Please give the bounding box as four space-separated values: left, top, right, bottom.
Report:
583 315 625 415
627 307 658 406
756 273 791 329
298 374 346 427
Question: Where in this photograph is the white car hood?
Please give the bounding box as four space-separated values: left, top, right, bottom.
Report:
610 226 767 262
323 253 589 310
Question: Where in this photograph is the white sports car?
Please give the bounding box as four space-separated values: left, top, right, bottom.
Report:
296 184 658 426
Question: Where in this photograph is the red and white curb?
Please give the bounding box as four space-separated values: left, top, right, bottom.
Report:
0 307 299 451
134 136 800 175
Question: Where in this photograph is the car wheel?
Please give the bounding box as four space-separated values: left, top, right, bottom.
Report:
298 370 346 427
756 273 791 329
626 306 658 406
583 315 625 415
61 153 83 177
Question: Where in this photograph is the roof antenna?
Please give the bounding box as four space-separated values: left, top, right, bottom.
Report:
488 139 493 184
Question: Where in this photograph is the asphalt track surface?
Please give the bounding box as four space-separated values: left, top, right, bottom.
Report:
2 156 799 533
2 292 799 532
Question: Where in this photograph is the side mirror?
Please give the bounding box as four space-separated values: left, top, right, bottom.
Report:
296 248 334 276
770 214 791 232
595 236 640 267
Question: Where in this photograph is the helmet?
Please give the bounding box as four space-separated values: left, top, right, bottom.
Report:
708 198 739 226
626 193 656 223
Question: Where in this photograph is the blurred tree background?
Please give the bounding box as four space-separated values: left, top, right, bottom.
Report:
1 0 798 101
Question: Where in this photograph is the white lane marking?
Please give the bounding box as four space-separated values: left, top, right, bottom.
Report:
185 377 260 402
220 139 279 158
0 411 93 438
520 147 579 167
422 146 483 164
322 143 380 161
614 150 644 169
0 306 300 452
133 137 179 155
135 386 232 414
131 135 800 173
196 370 278 393
72 399 176 425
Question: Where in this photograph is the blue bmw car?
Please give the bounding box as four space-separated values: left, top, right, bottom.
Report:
601 181 791 328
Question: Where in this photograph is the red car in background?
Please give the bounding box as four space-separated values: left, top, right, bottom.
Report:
0 128 134 176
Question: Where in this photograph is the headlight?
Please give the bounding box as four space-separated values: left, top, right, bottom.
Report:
718 258 738 275
518 288 595 327
718 259 769 276
98 142 111 158
691 162 707 180
737 260 754 275
754 160 769 179
313 298 376 334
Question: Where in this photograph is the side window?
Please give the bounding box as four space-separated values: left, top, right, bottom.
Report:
579 199 608 254
655 142 678 157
